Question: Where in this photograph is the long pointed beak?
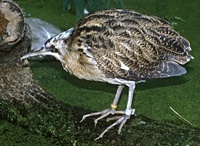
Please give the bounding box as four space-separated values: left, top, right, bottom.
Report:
21 46 60 61
21 47 46 60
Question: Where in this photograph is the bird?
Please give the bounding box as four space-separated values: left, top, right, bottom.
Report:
21 9 193 140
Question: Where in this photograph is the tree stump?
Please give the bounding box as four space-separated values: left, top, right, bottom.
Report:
0 0 54 111
0 1 199 145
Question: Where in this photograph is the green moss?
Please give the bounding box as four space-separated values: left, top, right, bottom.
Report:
0 118 54 146
1 98 200 145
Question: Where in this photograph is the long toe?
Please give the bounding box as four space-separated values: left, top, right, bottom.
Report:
80 109 131 140
95 115 130 140
80 109 110 122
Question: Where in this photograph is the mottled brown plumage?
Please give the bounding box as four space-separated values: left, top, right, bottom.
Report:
54 9 192 84
22 9 193 140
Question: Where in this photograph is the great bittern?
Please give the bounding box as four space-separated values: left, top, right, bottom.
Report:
21 9 193 140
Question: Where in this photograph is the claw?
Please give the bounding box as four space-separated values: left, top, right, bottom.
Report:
80 108 133 140
95 115 130 140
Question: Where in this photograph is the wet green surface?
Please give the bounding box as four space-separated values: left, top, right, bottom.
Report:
1 0 200 145
1 98 200 145
0 117 54 146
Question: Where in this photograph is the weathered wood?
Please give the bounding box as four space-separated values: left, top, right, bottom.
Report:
0 0 55 111
0 0 25 51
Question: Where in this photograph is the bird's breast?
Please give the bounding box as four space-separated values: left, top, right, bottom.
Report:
62 52 106 82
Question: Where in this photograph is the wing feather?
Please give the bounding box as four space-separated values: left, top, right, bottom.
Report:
68 9 192 80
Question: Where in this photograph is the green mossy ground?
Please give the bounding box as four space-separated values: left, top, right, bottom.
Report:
1 0 200 145
0 118 54 146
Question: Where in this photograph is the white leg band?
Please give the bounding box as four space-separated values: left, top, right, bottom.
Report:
125 108 135 116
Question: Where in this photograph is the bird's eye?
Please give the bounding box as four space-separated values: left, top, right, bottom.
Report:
51 45 55 48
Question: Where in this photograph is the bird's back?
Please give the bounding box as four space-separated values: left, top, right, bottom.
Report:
66 9 192 81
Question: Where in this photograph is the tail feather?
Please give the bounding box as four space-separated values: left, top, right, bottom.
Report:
155 61 187 78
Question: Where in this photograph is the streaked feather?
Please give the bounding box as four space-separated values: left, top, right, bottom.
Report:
61 9 192 82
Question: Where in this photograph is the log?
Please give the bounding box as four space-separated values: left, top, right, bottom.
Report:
0 0 53 110
0 0 199 145
0 0 25 51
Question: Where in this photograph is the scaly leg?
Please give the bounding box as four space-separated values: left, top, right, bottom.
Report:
95 82 136 140
81 82 136 140
80 85 124 124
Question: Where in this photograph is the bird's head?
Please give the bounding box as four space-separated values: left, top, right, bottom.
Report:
21 28 74 62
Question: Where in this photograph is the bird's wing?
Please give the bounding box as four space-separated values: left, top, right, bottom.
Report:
68 9 192 80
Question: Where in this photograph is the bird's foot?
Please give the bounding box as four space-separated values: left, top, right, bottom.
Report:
80 108 124 126
80 108 135 140
95 114 130 140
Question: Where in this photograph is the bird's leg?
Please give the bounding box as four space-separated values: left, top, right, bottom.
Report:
80 85 124 125
95 81 136 140
93 85 125 126
80 82 136 140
